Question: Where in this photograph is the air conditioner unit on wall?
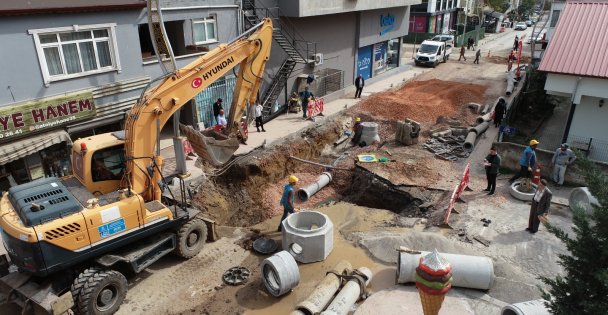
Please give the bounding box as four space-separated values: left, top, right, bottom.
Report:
313 53 323 66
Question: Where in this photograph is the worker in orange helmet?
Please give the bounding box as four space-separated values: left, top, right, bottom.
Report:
278 175 299 232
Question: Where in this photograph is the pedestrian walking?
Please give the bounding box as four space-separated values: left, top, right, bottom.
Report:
299 86 314 119
527 179 552 234
493 98 506 127
507 51 515 72
213 98 223 125
483 146 501 195
474 49 481 64
551 143 576 186
513 35 519 51
354 74 365 98
459 45 467 61
509 139 539 183
467 37 473 50
255 102 266 132
278 175 299 232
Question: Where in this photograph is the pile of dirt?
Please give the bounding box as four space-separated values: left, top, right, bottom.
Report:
356 79 487 123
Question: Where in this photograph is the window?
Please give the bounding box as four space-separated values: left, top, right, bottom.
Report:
91 145 125 182
29 24 121 86
193 16 217 44
550 10 561 27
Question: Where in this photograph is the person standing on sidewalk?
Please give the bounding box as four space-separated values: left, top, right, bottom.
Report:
513 35 519 51
278 175 298 232
254 101 266 132
459 45 467 61
551 143 576 187
483 146 501 195
299 87 314 119
355 74 365 99
527 179 552 234
474 49 481 64
509 139 539 183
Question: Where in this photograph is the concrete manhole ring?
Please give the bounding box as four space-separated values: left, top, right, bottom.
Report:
253 238 278 255
222 266 251 285
509 181 537 201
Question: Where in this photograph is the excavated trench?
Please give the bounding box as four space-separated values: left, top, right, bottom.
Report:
192 115 448 227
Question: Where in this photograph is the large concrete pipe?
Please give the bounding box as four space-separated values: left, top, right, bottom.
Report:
569 187 600 215
282 211 334 263
359 122 380 145
463 131 478 152
506 72 515 95
321 267 373 315
298 172 333 201
501 299 550 315
481 103 491 114
295 260 353 315
261 251 300 297
475 112 493 124
397 251 494 290
469 121 491 135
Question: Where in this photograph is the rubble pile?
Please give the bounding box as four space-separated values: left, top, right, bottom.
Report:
423 130 470 161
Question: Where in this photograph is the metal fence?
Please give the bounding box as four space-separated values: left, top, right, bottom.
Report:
194 76 236 128
538 133 608 163
312 69 344 97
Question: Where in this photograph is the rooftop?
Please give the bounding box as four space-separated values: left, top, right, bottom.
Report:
0 0 146 16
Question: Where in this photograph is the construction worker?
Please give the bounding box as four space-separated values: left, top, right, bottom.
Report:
352 117 363 144
458 45 467 61
278 175 299 232
551 143 576 187
509 139 539 183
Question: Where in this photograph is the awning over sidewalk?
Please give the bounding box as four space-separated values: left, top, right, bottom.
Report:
0 130 72 165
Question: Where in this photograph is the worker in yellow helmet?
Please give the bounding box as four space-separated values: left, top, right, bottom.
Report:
509 139 539 183
278 175 299 232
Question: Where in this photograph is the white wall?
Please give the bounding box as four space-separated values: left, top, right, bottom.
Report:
569 95 608 161
280 0 421 17
545 74 608 104
547 1 566 41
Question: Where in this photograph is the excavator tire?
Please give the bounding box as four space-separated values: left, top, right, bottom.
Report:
174 218 207 259
77 269 127 315
71 267 102 312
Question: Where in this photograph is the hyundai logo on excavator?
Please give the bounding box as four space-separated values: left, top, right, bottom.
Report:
192 56 236 89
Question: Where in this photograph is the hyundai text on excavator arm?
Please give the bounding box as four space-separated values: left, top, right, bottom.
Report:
0 17 273 315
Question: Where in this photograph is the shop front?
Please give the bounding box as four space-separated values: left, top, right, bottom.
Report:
0 91 96 190
357 7 410 80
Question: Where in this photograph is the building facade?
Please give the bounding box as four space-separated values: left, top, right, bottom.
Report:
408 0 460 36
0 0 241 189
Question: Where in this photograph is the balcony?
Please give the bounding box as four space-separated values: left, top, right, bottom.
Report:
279 0 422 17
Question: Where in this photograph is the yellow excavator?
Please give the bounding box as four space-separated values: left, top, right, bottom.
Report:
0 12 272 315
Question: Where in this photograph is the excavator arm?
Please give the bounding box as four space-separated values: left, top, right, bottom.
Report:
124 19 273 200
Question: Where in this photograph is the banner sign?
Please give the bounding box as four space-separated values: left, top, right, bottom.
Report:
444 163 470 225
0 91 96 140
307 98 324 118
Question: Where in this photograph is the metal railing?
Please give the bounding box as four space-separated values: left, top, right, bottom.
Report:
312 69 344 97
537 133 608 163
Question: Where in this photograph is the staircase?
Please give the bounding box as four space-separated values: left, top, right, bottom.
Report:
242 0 315 121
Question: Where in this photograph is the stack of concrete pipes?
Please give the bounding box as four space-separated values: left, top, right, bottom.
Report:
290 261 373 315
463 97 505 152
506 71 517 95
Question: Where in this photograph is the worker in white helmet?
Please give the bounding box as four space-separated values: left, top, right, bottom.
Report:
278 175 299 232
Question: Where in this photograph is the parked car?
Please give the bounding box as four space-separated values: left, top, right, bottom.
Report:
514 22 527 30
527 29 547 43
525 20 533 26
430 34 455 50
414 40 452 67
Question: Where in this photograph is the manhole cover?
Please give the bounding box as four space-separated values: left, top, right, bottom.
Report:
222 266 251 285
253 238 278 255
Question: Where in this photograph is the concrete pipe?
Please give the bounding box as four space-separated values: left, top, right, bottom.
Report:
396 251 494 290
321 267 373 315
298 172 333 201
463 131 477 152
282 211 334 263
290 311 306 315
261 251 300 297
359 122 380 145
469 121 491 135
501 299 550 315
295 260 353 315
506 72 515 95
569 187 600 216
475 112 493 124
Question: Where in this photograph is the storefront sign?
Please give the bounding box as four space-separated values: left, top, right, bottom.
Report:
380 14 396 35
357 46 372 80
410 16 428 33
373 42 387 75
0 91 96 140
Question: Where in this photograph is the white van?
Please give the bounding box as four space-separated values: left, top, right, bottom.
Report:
415 40 451 67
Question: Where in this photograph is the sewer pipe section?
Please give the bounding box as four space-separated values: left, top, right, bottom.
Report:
501 299 550 315
261 250 300 297
320 267 373 315
298 172 333 201
397 251 494 290
463 131 477 152
568 187 599 215
295 260 353 315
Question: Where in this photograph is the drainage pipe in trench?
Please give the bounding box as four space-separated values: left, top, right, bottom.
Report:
320 267 373 315
289 156 351 171
397 251 494 290
463 131 478 152
469 121 491 135
261 251 300 297
501 299 550 315
295 260 353 315
475 112 493 124
298 172 333 201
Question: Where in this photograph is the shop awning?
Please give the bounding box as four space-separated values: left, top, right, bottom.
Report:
0 130 72 165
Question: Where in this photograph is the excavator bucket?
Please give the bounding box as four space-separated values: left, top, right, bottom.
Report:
179 124 240 166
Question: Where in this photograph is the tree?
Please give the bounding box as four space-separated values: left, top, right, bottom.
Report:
539 153 608 314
